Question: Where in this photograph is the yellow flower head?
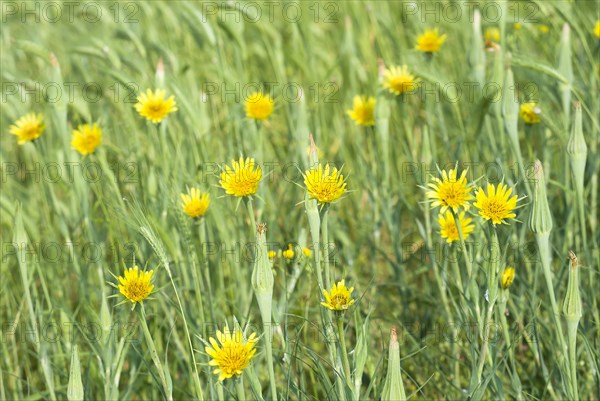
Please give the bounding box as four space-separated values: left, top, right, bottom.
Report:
220 157 262 198
135 88 177 124
71 124 102 155
595 21 600 38
117 266 154 305
513 22 522 31
501 267 516 289
268 250 277 260
520 102 541 124
302 247 312 258
438 211 475 244
538 24 550 33
304 163 347 204
484 27 500 45
282 244 295 260
245 92 274 121
473 183 519 225
10 113 45 144
205 326 258 381
180 187 210 218
347 96 376 127
415 29 447 53
426 168 473 213
321 280 355 311
382 65 419 96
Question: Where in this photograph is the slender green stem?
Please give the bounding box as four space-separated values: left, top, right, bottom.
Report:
452 210 481 322
263 327 278 401
566 320 580 401
337 316 352 388
199 219 216 324
236 377 246 401
190 221 205 324
138 305 172 401
498 299 521 394
322 208 331 287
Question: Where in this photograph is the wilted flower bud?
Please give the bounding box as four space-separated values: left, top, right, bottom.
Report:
562 251 582 321
528 160 553 234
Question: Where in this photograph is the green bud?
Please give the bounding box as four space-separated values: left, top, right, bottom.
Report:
566 103 587 196
562 251 582 321
251 223 274 296
382 327 407 401
528 160 553 234
67 345 84 401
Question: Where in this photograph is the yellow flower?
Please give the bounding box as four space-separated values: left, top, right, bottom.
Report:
268 250 277 260
282 244 295 260
501 267 516 289
135 88 177 124
245 92 274 121
347 96 375 127
513 22 522 31
220 157 262 197
71 124 102 155
538 24 550 33
484 27 500 45
595 21 600 38
520 102 541 124
382 65 419 96
304 163 347 204
205 325 258 381
321 280 355 311
415 29 447 53
117 266 154 305
302 247 312 258
180 187 210 218
438 211 474 244
473 183 519 225
426 168 473 213
9 113 45 144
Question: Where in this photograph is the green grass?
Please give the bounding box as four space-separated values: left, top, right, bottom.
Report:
1 1 599 400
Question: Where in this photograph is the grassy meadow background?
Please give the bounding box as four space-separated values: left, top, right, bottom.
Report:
1 1 599 400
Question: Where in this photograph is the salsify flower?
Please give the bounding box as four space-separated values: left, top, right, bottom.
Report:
513 22 522 31
321 280 355 311
520 102 541 124
426 168 472 213
116 266 154 306
382 65 419 96
438 211 475 243
538 24 550 33
71 123 102 155
347 95 376 127
303 163 347 205
245 92 274 121
180 187 210 218
302 247 312 258
135 88 177 124
415 28 446 53
484 27 500 43
473 183 519 225
267 250 277 260
205 325 258 381
220 157 262 197
10 113 45 144
501 267 516 289
282 244 295 260
595 20 600 38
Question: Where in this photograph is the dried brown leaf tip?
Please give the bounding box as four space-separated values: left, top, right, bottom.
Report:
568 250 578 270
257 223 267 235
